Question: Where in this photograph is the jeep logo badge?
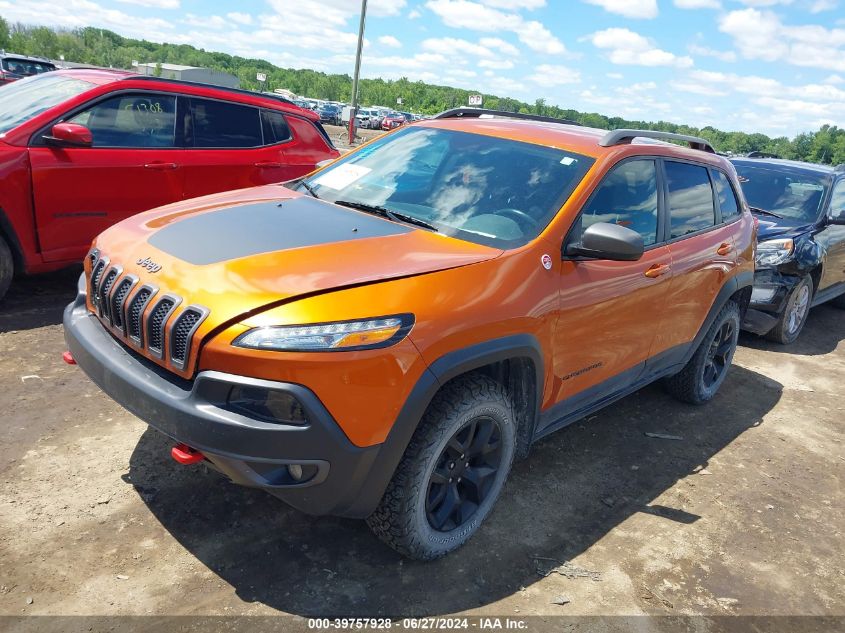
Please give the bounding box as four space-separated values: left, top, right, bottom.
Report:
136 257 162 273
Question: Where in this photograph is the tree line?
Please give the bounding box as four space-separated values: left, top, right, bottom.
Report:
2 17 844 165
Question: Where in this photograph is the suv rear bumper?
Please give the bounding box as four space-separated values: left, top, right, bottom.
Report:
63 286 384 518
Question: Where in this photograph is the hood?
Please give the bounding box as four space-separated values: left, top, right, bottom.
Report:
753 213 814 241
92 186 502 331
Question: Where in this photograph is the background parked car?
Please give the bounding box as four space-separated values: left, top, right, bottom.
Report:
0 53 56 84
381 111 406 130
316 103 342 126
0 69 339 300
731 156 845 344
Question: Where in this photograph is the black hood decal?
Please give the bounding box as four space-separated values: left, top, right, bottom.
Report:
147 196 411 265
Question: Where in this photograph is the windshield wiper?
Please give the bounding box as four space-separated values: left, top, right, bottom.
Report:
334 200 438 232
749 206 784 219
299 180 320 199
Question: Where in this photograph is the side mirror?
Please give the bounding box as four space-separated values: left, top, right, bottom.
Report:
566 222 645 261
44 123 92 147
828 208 845 225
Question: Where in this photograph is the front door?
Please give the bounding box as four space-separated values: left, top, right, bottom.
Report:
549 158 673 424
30 91 183 262
816 179 845 297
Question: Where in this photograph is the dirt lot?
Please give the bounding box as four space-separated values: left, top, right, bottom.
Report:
0 268 843 622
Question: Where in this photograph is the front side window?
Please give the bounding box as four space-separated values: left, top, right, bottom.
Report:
826 179 845 215
575 159 659 246
295 126 595 248
733 163 830 223
0 73 93 135
188 98 262 148
69 93 177 148
712 170 742 222
666 161 716 238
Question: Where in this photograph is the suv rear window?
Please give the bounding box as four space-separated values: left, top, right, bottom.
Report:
666 162 716 238
188 98 262 148
1 58 55 75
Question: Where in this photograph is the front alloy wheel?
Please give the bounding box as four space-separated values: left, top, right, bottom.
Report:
766 275 813 345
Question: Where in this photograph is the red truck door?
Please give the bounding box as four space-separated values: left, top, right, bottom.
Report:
29 92 185 263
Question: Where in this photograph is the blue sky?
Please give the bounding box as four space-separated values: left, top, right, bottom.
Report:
1 0 844 137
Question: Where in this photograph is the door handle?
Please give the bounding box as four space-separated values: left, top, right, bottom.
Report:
717 242 734 256
644 263 671 278
254 161 283 168
144 162 178 171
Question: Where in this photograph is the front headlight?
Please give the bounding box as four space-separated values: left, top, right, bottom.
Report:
755 238 794 268
233 314 414 352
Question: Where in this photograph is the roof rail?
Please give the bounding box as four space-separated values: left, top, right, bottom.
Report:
599 129 715 154
747 151 780 159
128 75 297 106
434 107 580 126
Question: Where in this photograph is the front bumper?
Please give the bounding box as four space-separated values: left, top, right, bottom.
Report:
741 268 803 335
63 285 383 518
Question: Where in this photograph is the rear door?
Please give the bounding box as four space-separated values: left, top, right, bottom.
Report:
816 178 845 295
549 158 673 422
651 160 739 360
181 97 297 198
29 91 184 262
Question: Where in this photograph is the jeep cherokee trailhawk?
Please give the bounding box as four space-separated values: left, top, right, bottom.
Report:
64 109 755 559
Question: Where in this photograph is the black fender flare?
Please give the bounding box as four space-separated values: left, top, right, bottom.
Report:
339 334 544 518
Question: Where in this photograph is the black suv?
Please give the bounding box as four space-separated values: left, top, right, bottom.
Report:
731 157 845 344
0 53 56 84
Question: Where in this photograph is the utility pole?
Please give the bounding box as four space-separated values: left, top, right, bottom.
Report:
348 0 368 145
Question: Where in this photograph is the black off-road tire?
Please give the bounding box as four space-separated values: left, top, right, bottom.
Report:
366 374 516 560
664 300 740 405
765 275 813 345
0 235 13 302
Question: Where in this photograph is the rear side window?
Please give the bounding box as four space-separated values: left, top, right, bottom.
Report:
712 170 742 222
261 109 292 144
188 98 262 148
666 162 716 239
576 159 659 246
69 93 177 148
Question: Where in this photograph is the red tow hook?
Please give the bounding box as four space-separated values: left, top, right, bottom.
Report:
62 351 77 365
171 443 204 465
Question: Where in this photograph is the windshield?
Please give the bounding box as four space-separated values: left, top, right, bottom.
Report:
733 163 831 223
295 126 594 248
0 73 93 135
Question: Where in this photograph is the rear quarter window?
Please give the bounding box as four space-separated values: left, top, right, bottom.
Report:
712 170 742 222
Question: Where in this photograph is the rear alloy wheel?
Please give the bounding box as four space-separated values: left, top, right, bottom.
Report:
664 300 740 405
765 275 813 345
367 374 516 560
0 235 13 302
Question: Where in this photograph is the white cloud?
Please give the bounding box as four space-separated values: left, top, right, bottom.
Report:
720 8 845 72
809 0 838 12
378 35 402 48
674 0 721 8
117 0 179 8
582 0 658 19
479 37 521 56
425 0 567 54
479 0 545 7
479 59 515 69
590 28 694 67
527 64 581 86
183 14 226 29
824 74 844 84
408 8 422 18
227 12 252 25
689 43 737 62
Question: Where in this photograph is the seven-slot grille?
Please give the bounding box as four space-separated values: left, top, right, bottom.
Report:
86 251 208 374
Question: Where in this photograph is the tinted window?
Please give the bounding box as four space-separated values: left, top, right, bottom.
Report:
298 126 594 249
189 98 261 148
831 180 845 213
261 109 292 144
712 170 741 221
69 93 176 148
666 162 716 238
732 163 829 223
577 159 659 246
1 58 54 75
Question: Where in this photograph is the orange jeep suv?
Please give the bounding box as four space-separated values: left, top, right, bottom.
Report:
64 109 755 559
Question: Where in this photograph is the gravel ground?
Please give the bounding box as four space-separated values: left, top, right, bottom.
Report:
1 265 843 622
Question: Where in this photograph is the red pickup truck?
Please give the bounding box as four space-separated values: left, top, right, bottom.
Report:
0 69 339 300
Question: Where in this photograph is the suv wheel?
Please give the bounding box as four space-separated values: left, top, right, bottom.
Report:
664 300 740 405
765 275 813 345
367 374 516 560
0 235 13 301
